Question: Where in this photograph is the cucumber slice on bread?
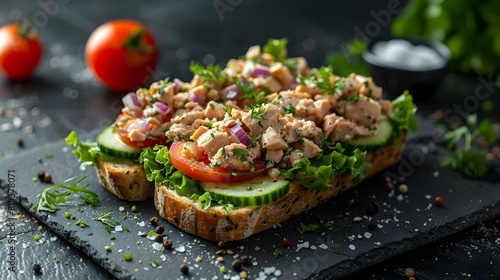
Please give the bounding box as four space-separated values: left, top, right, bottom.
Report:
97 126 142 159
344 119 393 151
200 177 290 206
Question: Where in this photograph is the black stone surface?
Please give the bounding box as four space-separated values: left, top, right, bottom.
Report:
1 0 499 279
1 116 499 279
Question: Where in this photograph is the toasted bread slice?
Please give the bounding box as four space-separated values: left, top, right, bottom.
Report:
95 155 154 201
154 135 406 242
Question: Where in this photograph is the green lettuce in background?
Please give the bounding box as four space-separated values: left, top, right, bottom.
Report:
392 0 500 78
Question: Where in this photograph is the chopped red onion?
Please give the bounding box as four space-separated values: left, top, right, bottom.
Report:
229 124 251 146
152 102 170 116
122 92 141 111
173 78 183 94
187 91 204 106
221 85 240 101
251 64 270 77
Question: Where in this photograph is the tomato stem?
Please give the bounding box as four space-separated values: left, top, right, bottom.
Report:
123 29 152 53
18 20 33 39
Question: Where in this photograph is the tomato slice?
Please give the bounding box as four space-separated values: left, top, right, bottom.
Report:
169 141 266 184
114 114 167 149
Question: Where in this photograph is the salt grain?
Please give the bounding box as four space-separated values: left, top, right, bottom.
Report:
296 241 309 252
349 244 356 251
319 244 328 249
364 232 372 239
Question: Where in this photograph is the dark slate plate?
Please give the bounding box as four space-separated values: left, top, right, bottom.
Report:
1 117 499 280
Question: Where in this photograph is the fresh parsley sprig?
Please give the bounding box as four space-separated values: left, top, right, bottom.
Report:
298 66 344 96
439 114 498 178
234 80 268 105
189 61 226 86
93 212 130 233
36 177 99 213
262 38 288 62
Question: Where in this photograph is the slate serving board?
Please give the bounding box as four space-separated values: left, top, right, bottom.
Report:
1 116 499 280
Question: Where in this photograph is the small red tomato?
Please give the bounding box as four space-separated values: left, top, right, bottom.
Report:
0 22 42 80
85 20 158 92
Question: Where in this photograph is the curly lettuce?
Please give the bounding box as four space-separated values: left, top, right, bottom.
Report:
65 131 115 170
389 90 418 140
139 145 201 197
281 143 371 191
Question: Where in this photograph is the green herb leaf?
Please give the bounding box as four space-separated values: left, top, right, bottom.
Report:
273 248 283 259
93 212 130 233
263 38 288 62
36 177 99 213
389 90 418 141
297 223 319 234
189 61 226 86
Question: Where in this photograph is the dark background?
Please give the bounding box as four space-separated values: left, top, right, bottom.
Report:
1 0 499 279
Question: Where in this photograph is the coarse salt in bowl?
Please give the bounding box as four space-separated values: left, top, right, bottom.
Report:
363 37 451 101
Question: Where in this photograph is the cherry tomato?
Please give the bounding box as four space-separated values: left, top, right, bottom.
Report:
0 22 42 80
169 141 266 184
114 114 167 148
85 20 158 92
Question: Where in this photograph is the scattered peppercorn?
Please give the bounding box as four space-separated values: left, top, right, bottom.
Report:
356 234 363 240
180 263 189 274
218 240 225 247
37 157 43 163
131 205 137 212
240 271 248 279
34 234 41 241
123 253 133 261
155 226 164 234
398 184 409 194
366 201 380 215
220 266 227 274
17 138 24 148
154 234 164 243
33 263 42 274
232 259 243 272
216 249 226 255
241 255 252 266
37 171 45 181
163 239 173 250
368 222 377 231
43 173 52 183
105 246 112 253
282 239 291 248
384 181 394 191
435 196 443 207
149 217 159 227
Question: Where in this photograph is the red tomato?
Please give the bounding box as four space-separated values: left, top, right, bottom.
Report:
85 20 158 92
169 142 266 183
0 23 42 80
114 114 167 148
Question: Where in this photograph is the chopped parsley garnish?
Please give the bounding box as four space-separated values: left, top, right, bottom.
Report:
283 103 296 115
235 80 269 105
263 38 288 62
250 104 266 119
35 177 99 213
232 148 249 162
189 61 226 86
93 212 130 233
250 133 263 147
273 248 283 259
297 223 319 234
224 106 232 117
299 66 344 96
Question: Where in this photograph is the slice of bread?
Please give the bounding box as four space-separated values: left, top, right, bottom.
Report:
154 135 406 242
95 155 154 201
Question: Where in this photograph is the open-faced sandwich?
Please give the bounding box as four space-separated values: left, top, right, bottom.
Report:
66 39 417 241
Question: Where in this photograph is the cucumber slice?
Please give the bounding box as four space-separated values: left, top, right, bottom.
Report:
344 119 393 151
200 177 290 206
97 126 142 159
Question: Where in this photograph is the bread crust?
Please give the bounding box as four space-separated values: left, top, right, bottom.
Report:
95 155 154 201
155 136 406 242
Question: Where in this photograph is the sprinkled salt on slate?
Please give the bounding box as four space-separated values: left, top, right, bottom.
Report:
2 114 500 279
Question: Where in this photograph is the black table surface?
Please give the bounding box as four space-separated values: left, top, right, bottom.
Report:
1 1 499 279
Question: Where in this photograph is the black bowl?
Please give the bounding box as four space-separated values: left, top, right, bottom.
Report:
363 37 451 102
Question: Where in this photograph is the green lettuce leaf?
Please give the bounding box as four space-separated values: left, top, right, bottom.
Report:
281 143 370 191
389 90 418 139
140 145 201 197
65 131 115 170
